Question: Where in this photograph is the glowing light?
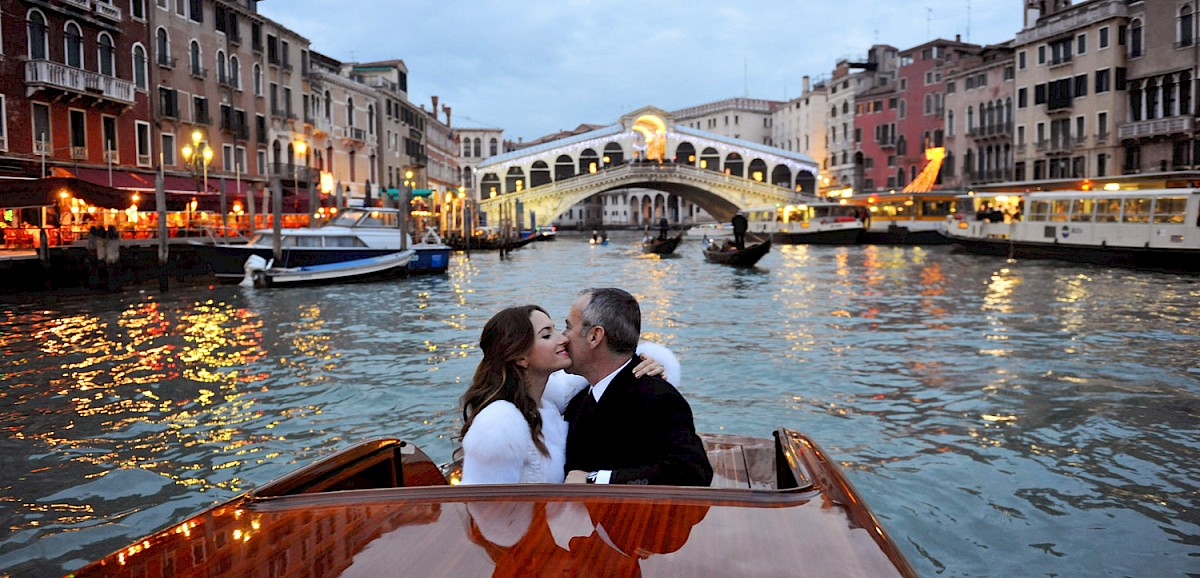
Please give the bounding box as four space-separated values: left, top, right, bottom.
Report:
1103 183 1121 191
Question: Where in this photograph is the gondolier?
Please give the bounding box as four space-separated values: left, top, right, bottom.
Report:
731 212 748 250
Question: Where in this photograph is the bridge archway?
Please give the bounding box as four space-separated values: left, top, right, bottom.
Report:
603 142 623 165
530 161 552 187
480 173 500 198
725 153 743 177
555 155 574 180
748 158 768 182
772 165 792 188
579 149 600 175
505 167 524 192
676 142 697 165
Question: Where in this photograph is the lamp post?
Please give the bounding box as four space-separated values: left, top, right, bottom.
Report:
180 129 213 231
401 169 413 250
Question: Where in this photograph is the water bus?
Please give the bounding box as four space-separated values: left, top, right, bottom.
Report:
845 192 958 244
745 202 864 244
939 188 1200 272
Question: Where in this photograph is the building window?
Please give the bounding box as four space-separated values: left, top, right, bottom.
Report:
1077 33 1086 55
156 28 170 65
69 109 86 153
1181 6 1195 47
1100 26 1110 48
1018 50 1026 69
253 64 262 95
1130 19 1143 57
1097 112 1108 140
1037 45 1046 65
190 40 202 75
98 33 115 76
131 0 146 20
135 121 150 166
132 44 148 89
1095 69 1110 93
229 55 240 89
65 22 84 68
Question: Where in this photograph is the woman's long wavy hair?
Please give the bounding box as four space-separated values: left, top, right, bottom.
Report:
460 305 550 456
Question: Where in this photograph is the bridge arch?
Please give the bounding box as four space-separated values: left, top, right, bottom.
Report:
505 167 525 193
747 158 769 182
603 142 624 165
555 155 574 180
578 149 600 175
725 153 743 177
530 161 551 187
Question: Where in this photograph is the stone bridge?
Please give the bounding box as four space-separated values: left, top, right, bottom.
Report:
475 106 818 225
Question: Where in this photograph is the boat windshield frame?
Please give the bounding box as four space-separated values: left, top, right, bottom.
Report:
327 208 402 228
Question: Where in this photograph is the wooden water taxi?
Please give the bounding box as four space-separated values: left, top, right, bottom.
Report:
71 429 917 577
240 250 416 287
939 188 1200 272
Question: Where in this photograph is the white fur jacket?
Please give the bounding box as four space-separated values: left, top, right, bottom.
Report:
459 342 680 485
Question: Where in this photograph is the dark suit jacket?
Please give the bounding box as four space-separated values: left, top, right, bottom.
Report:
564 361 713 486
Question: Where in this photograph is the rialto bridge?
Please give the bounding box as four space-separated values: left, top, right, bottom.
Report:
475 107 818 226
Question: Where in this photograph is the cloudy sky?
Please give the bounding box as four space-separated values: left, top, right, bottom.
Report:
259 0 1024 142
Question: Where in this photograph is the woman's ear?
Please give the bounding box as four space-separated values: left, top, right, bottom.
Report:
515 356 528 368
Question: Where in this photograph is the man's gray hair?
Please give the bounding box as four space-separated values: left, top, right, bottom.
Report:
578 288 640 355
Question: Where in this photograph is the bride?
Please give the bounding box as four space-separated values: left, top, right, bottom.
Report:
458 305 677 484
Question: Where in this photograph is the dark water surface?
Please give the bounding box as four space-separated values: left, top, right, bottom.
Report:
2 232 1198 576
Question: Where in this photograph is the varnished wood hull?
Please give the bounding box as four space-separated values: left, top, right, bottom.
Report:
642 234 683 255
73 430 917 577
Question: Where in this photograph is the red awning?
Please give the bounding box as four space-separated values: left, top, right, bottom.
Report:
72 168 225 196
0 177 129 209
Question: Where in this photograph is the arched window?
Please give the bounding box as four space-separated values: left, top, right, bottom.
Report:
98 33 115 76
132 44 148 90
947 109 955 136
216 50 227 84
324 91 331 119
189 40 201 75
229 55 240 89
253 64 262 95
28 10 49 60
1130 18 1143 57
473 137 481 157
1181 5 1195 47
462 140 471 156
489 138 498 156
347 97 355 127
65 22 83 68
367 105 375 134
156 28 169 64
967 105 974 131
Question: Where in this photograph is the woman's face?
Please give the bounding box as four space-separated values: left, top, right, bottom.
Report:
521 310 571 376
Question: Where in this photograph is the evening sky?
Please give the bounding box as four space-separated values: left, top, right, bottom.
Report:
259 0 1024 142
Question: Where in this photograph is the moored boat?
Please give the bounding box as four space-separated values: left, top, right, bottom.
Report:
640 232 683 254
241 250 415 287
190 208 451 280
939 188 1200 272
845 192 958 245
745 203 864 244
686 222 733 240
702 238 772 267
71 429 917 577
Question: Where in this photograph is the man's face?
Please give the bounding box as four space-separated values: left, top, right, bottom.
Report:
563 296 592 374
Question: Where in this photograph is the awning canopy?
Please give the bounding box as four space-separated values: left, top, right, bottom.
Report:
71 168 265 197
411 188 434 197
0 176 130 209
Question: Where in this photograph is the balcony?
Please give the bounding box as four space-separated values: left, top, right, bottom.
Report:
104 150 119 164
25 60 134 105
191 66 207 80
71 146 87 160
271 163 314 183
1117 116 1194 140
93 1 121 21
62 0 90 10
877 136 896 149
157 55 176 69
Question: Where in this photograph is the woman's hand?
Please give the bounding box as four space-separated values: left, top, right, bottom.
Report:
632 353 665 378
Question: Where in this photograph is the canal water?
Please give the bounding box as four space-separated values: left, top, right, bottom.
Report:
1 231 1197 576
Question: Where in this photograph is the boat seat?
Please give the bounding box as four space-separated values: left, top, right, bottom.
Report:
702 435 778 490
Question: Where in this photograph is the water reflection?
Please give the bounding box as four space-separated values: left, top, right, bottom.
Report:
0 239 1198 577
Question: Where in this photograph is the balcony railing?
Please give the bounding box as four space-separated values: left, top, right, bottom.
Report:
63 0 90 9
1117 116 1193 140
93 1 121 21
271 163 314 182
71 146 87 160
191 66 207 79
138 153 151 166
25 60 134 104
105 150 119 164
157 55 176 69
350 127 367 142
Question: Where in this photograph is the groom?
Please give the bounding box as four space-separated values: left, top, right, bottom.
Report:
561 287 712 486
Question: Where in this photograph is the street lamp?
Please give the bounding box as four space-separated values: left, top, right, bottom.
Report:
180 129 213 231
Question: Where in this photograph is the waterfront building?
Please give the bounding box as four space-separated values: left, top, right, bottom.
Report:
304 51 380 206
942 43 1017 190
893 38 979 190
421 97 458 198
853 81 897 193
1012 0 1129 183
4 0 147 184
1118 0 1199 174
771 76 831 192
672 97 781 146
456 124 504 200
348 60 427 201
826 45 899 193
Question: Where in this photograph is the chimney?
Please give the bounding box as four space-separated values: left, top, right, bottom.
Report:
802 75 810 93
431 96 439 119
955 34 961 42
442 105 452 127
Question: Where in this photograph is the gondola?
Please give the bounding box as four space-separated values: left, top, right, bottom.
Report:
72 429 918 577
641 232 683 255
703 238 772 267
